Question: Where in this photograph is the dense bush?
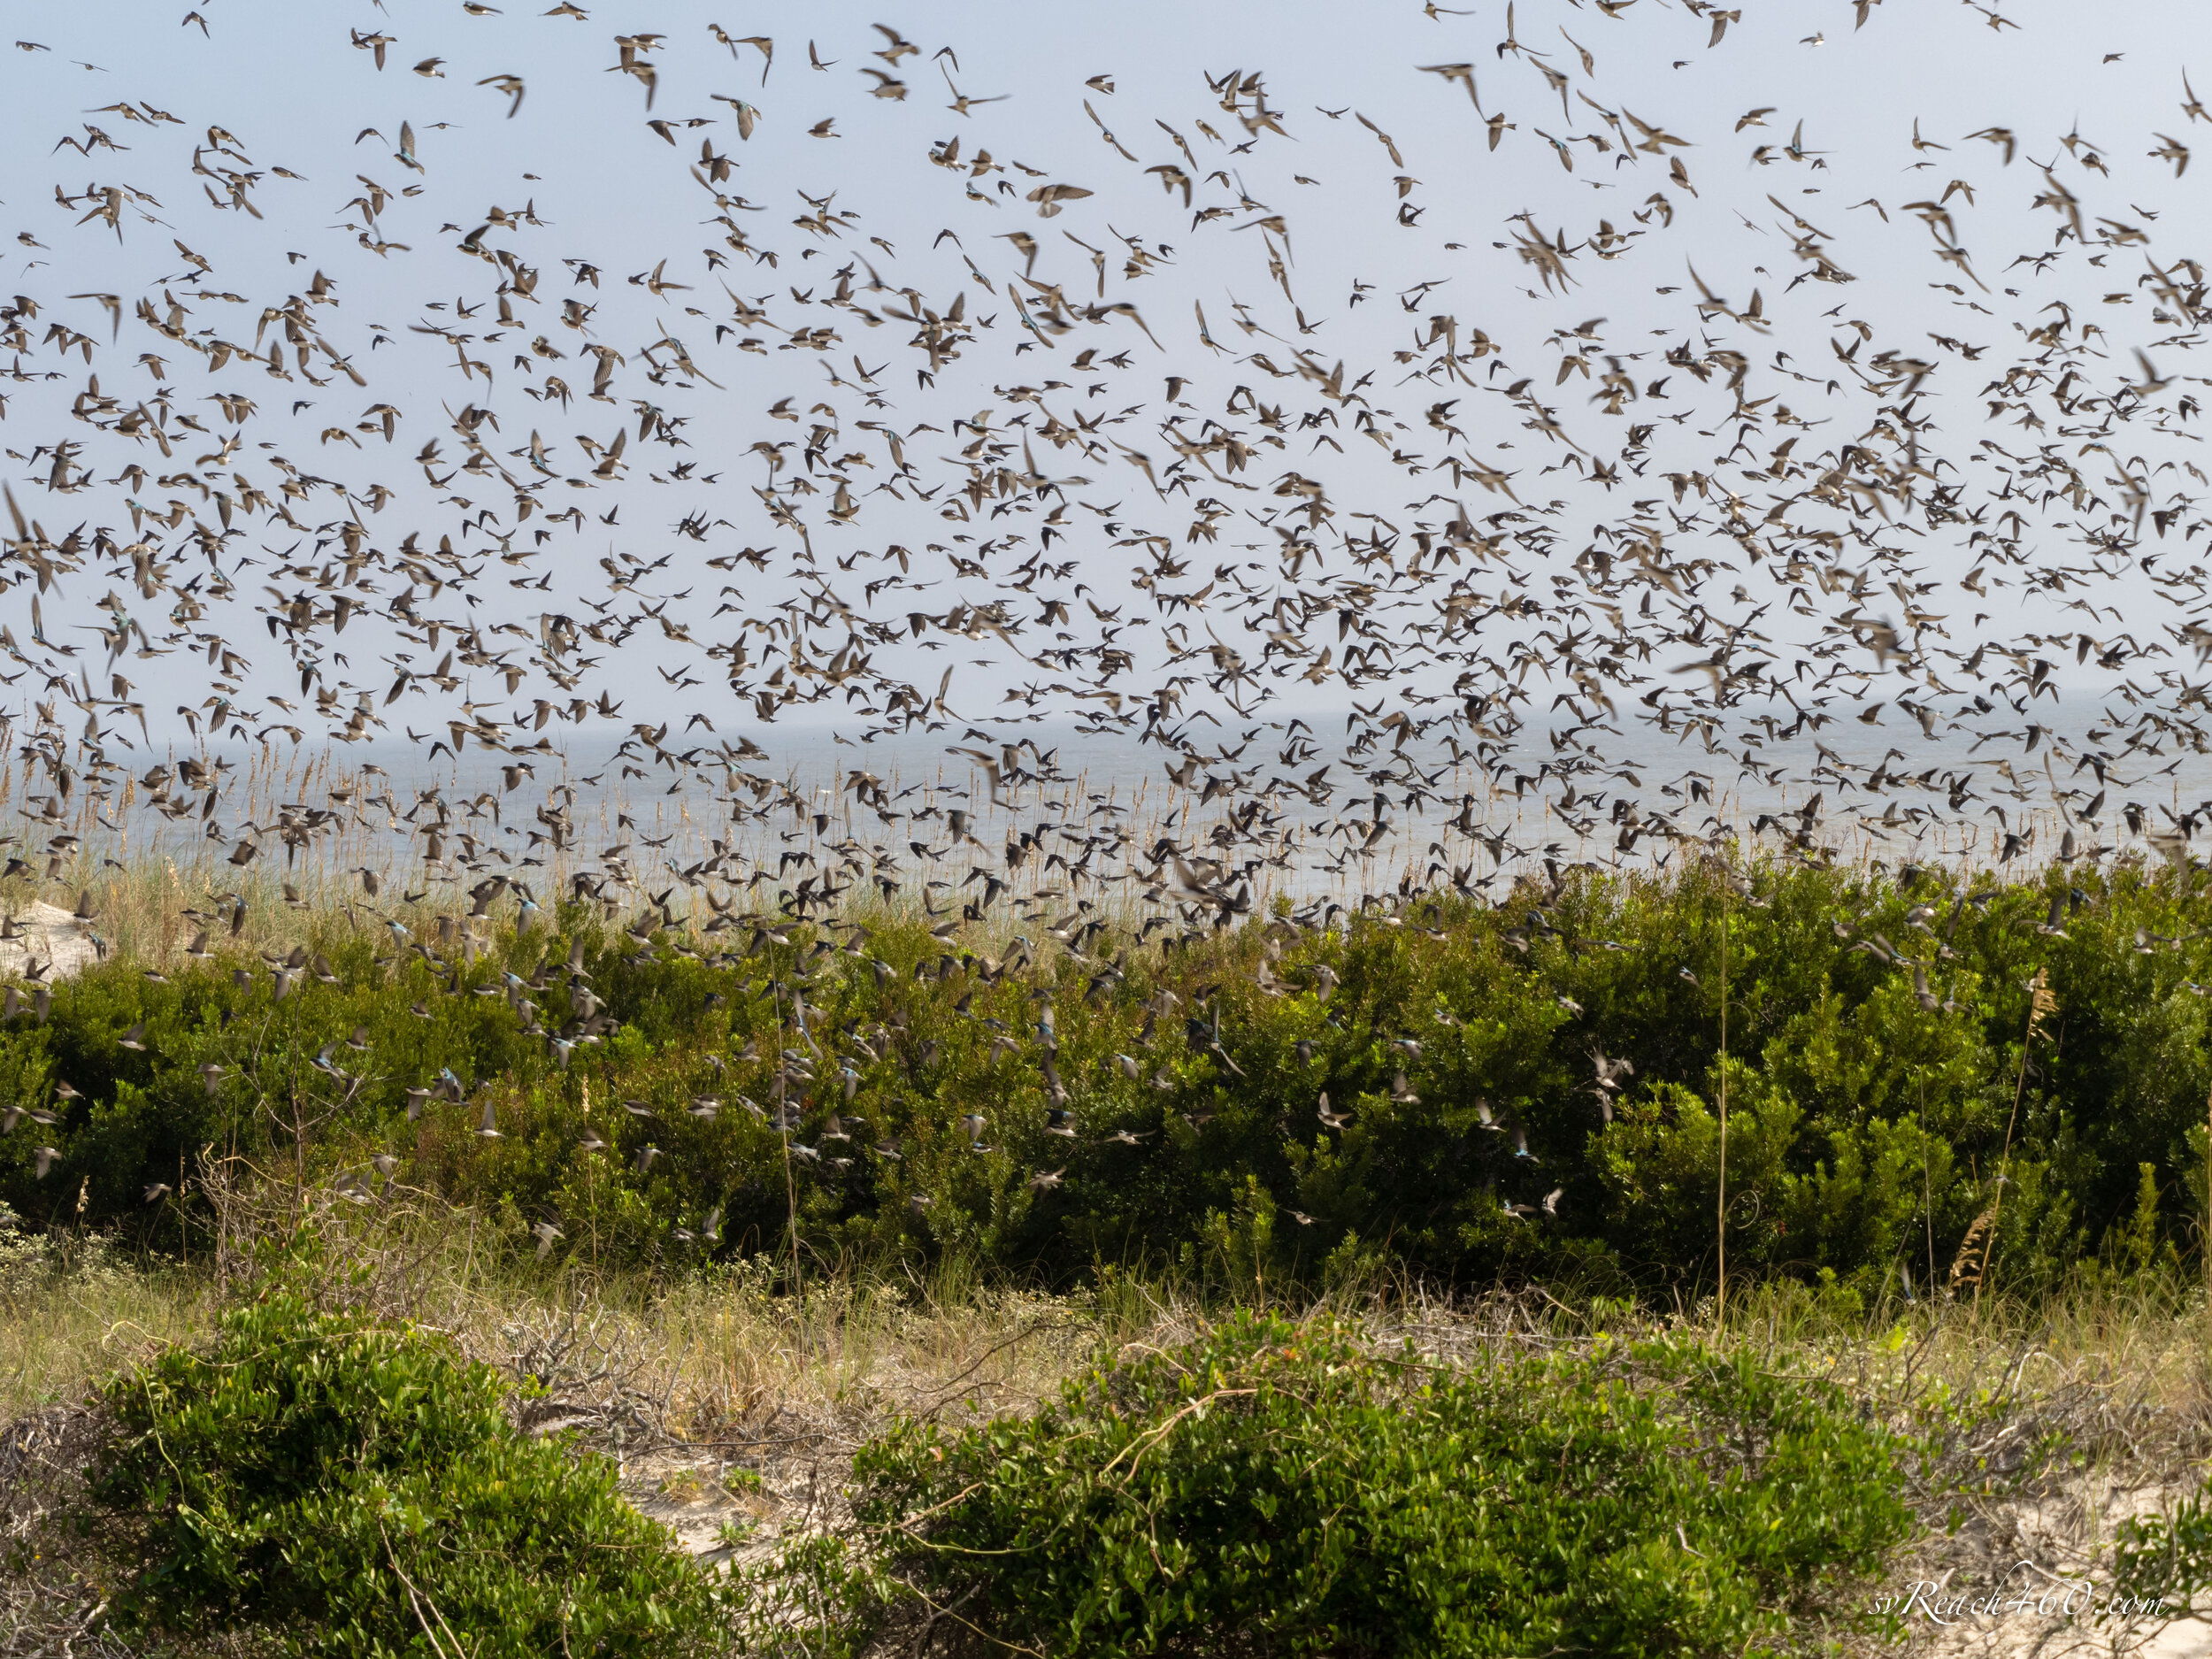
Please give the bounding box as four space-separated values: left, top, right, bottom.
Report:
822 1310 1916 1656
91 1287 729 1655
8 850 2212 1298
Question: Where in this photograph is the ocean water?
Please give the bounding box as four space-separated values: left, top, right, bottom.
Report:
26 687 2195 927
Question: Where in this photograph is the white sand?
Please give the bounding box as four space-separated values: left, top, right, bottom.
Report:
0 902 102 985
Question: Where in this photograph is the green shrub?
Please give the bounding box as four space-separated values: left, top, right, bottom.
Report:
91 1289 730 1655
2113 1488 2212 1630
2113 1488 2212 1624
830 1310 1920 1657
17 853 2212 1298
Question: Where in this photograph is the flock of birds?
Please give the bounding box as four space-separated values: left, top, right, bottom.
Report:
2 1 2212 1234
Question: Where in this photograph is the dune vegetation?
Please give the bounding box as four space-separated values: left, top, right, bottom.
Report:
6 849 2212 1307
12 849 2212 1653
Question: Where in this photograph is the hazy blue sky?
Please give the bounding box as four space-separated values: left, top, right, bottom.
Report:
1 0 2206 753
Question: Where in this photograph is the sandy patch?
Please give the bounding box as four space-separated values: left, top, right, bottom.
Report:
0 902 101 985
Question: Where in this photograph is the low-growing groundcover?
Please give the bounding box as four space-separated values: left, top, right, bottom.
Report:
2118 1493 2212 1619
817 1311 1923 1657
88 1289 732 1656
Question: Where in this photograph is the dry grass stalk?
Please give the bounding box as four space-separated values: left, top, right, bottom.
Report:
1950 1206 1999 1302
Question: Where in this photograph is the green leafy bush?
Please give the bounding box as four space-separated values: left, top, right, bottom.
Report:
91 1289 729 1655
2114 1486 2212 1619
13 851 2212 1298
833 1311 1919 1657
